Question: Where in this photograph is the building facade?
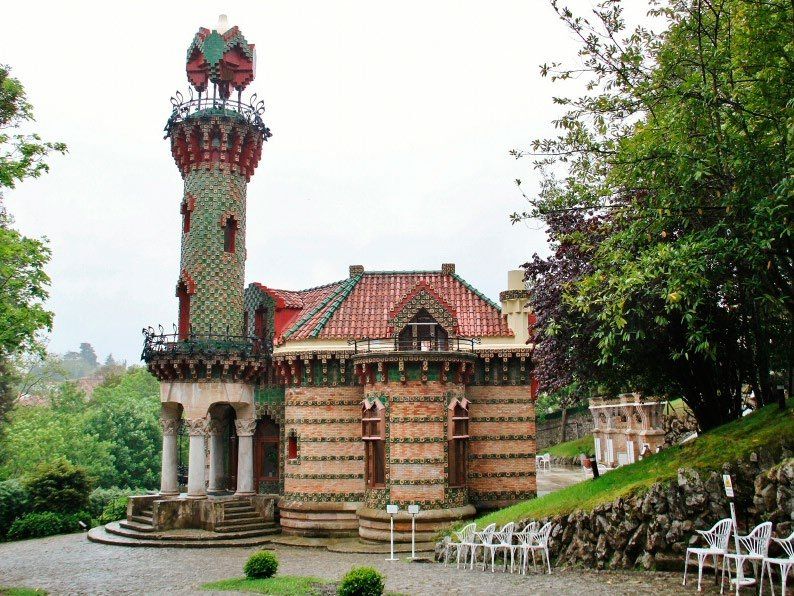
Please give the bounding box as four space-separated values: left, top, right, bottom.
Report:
140 18 537 542
589 394 666 468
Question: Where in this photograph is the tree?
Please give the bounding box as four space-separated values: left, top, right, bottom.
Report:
514 0 792 430
78 343 98 368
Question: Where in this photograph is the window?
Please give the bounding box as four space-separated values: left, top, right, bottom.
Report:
398 309 448 351
177 281 191 340
362 399 386 488
181 201 191 233
254 307 267 341
223 216 238 253
448 399 469 487
287 432 298 460
243 311 248 336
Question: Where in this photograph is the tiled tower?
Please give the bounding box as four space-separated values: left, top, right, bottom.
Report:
143 16 271 501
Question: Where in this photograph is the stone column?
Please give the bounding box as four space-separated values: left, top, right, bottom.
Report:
207 419 226 494
186 417 209 498
234 418 257 496
159 417 181 496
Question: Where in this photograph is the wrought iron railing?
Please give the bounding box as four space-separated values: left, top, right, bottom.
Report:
348 337 480 354
141 325 272 362
164 88 272 138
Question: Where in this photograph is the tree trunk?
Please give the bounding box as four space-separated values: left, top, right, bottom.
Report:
559 407 569 444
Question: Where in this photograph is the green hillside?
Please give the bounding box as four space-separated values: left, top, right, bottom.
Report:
475 400 793 528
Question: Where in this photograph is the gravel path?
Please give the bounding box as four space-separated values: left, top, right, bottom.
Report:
0 532 709 595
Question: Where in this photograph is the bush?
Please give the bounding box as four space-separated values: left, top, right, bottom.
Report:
99 496 128 524
6 510 91 541
243 551 278 579
25 459 91 514
88 486 141 517
0 479 31 538
337 567 385 596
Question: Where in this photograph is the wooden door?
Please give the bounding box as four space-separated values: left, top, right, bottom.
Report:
253 417 279 492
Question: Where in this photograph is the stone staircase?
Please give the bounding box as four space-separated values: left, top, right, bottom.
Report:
90 498 279 548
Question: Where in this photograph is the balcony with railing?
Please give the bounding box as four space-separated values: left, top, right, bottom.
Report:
141 325 272 363
348 336 480 355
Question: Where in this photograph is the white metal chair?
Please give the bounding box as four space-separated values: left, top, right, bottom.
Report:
522 521 554 574
761 531 793 596
683 518 734 592
515 522 539 572
443 522 478 568
469 523 496 570
721 521 773 595
540 453 552 471
481 522 516 572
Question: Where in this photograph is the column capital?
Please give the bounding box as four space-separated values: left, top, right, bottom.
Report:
207 419 226 437
185 417 210 437
160 417 182 436
235 418 257 437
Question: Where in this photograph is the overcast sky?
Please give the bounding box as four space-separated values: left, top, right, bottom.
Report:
2 1 649 364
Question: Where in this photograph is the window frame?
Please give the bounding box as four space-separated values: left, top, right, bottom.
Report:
447 399 469 488
362 399 386 488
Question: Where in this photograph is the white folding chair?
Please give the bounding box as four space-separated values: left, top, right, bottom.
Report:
469 523 496 570
515 522 539 572
761 530 793 596
683 518 733 592
721 521 773 595
443 522 477 569
523 521 554 574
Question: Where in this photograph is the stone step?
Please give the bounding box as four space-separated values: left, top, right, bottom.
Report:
89 525 276 548
119 520 155 533
224 511 260 521
130 515 154 525
105 521 279 541
223 505 256 514
215 522 272 533
141 509 153 517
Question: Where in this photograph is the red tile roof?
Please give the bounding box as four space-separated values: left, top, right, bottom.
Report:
257 270 511 344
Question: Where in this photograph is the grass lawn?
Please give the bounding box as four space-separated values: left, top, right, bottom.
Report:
475 399 793 528
201 575 329 595
0 589 47 596
544 435 594 459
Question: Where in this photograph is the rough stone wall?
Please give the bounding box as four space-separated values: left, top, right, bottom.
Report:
282 386 364 501
467 385 536 510
536 407 593 451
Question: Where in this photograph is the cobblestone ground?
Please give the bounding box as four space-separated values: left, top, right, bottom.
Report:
0 532 716 595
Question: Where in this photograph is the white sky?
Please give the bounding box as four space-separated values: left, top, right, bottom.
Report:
2 1 649 364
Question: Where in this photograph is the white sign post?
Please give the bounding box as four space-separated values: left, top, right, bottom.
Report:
723 474 746 588
408 504 420 560
386 504 399 561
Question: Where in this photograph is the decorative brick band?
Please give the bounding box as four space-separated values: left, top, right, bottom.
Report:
468 471 536 478
298 437 362 443
469 434 535 441
468 452 536 459
390 437 445 444
390 396 446 403
284 418 359 424
469 490 536 502
470 416 535 422
282 492 364 503
284 473 364 480
285 399 361 406
390 457 446 464
390 478 446 486
298 455 365 462
390 416 445 423
468 398 535 404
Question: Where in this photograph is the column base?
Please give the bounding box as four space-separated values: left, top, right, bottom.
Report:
158 490 180 497
185 493 208 499
234 491 255 497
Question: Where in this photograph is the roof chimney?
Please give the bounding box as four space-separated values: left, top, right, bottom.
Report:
441 263 455 275
349 265 364 278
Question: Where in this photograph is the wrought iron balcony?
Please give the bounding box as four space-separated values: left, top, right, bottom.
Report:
141 325 272 363
164 88 272 138
348 337 480 355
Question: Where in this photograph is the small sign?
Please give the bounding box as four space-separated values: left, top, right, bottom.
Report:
386 504 399 515
723 474 735 498
408 504 420 515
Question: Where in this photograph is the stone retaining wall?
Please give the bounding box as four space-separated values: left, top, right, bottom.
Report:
437 453 793 570
536 407 592 451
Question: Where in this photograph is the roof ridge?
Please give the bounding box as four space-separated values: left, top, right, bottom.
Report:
309 275 362 338
450 273 502 312
263 278 347 295
282 275 362 340
364 270 441 275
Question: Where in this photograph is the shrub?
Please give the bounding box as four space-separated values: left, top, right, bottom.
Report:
25 459 91 514
243 551 278 579
88 486 141 517
99 496 128 524
337 567 385 596
0 479 31 538
6 510 91 541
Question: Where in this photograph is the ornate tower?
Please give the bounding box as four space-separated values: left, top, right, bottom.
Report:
143 16 271 500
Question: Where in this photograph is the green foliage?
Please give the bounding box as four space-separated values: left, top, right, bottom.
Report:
25 458 90 514
0 479 30 537
545 435 594 459
202 576 327 595
337 567 384 596
98 496 128 524
473 398 793 527
244 551 278 579
6 510 90 541
0 369 161 489
0 65 66 191
0 587 48 595
88 486 139 517
514 0 793 429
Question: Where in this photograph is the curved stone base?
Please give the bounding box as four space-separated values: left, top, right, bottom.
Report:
357 504 476 543
278 500 361 538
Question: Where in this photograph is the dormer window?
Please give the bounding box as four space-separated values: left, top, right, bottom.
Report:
362 398 386 488
223 216 238 253
448 399 469 487
398 309 449 351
